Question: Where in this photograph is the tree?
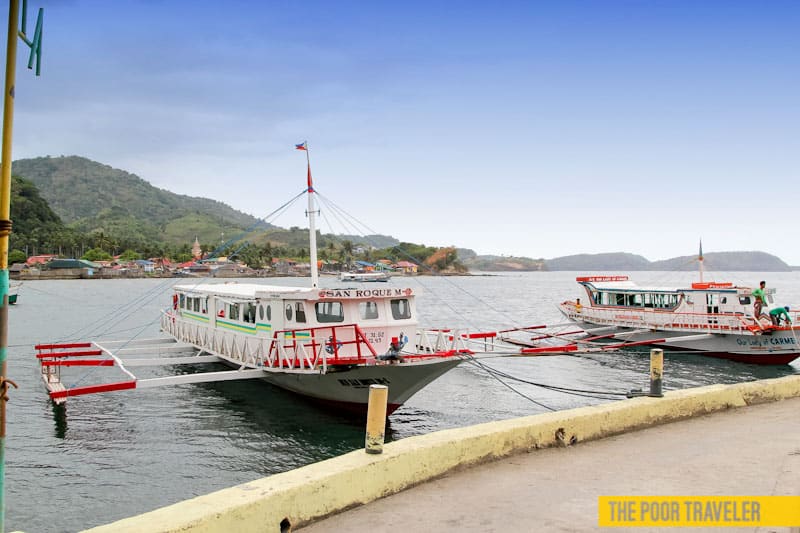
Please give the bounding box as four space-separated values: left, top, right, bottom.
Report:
118 249 141 261
8 249 26 265
82 248 112 262
424 247 466 273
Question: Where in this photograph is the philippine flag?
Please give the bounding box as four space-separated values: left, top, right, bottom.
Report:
295 142 307 151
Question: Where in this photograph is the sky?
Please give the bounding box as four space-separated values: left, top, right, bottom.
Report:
8 1 800 263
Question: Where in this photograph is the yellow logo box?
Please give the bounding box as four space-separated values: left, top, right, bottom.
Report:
598 496 800 527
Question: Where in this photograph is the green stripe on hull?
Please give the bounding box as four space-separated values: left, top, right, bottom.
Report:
183 311 209 323
217 320 257 334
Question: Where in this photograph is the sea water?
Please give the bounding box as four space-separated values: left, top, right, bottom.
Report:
6 272 800 532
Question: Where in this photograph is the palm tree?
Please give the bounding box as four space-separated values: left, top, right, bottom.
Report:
341 240 354 269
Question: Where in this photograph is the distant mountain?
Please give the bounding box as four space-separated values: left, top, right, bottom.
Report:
650 251 790 272
545 253 651 271
463 254 545 272
545 251 790 272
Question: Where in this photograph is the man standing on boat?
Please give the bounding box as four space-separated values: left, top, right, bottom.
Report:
753 281 767 319
769 306 792 326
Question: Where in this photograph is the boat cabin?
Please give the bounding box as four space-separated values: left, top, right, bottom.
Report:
173 282 418 356
575 276 774 318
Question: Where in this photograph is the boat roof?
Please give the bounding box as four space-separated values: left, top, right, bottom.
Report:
174 282 418 300
578 277 744 293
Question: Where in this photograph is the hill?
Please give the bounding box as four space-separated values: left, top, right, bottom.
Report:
462 254 545 271
545 252 651 271
545 251 791 272
9 174 74 255
12 156 263 248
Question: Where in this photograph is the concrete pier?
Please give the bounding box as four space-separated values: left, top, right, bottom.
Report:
300 396 800 532
83 375 800 533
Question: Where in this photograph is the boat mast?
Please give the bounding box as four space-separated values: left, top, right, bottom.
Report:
299 141 319 288
698 239 704 283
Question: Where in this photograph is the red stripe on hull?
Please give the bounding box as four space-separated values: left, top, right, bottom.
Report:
692 351 800 366
649 345 800 366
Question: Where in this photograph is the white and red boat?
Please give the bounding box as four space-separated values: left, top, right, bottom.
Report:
558 275 800 365
36 146 489 414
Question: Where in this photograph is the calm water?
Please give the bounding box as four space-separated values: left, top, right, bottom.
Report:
7 272 800 532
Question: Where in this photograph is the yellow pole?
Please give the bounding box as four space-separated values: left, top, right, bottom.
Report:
0 2 19 529
649 348 663 397
365 385 388 454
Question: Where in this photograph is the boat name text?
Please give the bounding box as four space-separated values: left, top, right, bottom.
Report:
736 337 796 347
319 288 413 299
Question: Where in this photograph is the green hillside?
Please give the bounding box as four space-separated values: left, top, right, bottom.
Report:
11 156 263 246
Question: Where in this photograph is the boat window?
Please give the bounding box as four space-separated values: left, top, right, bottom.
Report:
245 303 256 323
266 305 272 321
739 296 751 305
615 294 625 306
625 294 642 306
390 299 412 320
259 305 265 321
720 297 727 304
316 301 344 323
295 302 306 323
180 294 186 308
193 298 200 312
285 304 293 321
203 297 208 313
590 290 599 304
359 301 380 320
230 303 240 321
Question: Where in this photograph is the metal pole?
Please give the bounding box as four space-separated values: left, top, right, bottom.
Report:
365 384 388 454
0 2 20 528
649 348 663 397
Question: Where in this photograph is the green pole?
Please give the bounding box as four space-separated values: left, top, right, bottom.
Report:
0 1 20 530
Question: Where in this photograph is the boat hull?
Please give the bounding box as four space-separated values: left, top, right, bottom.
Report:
218 357 462 414
575 321 800 365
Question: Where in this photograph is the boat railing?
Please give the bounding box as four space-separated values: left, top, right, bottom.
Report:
267 324 378 369
161 312 380 370
415 328 483 353
562 302 760 334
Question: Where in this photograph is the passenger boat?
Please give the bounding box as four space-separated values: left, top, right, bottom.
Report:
36 146 484 414
559 275 800 365
339 271 391 282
